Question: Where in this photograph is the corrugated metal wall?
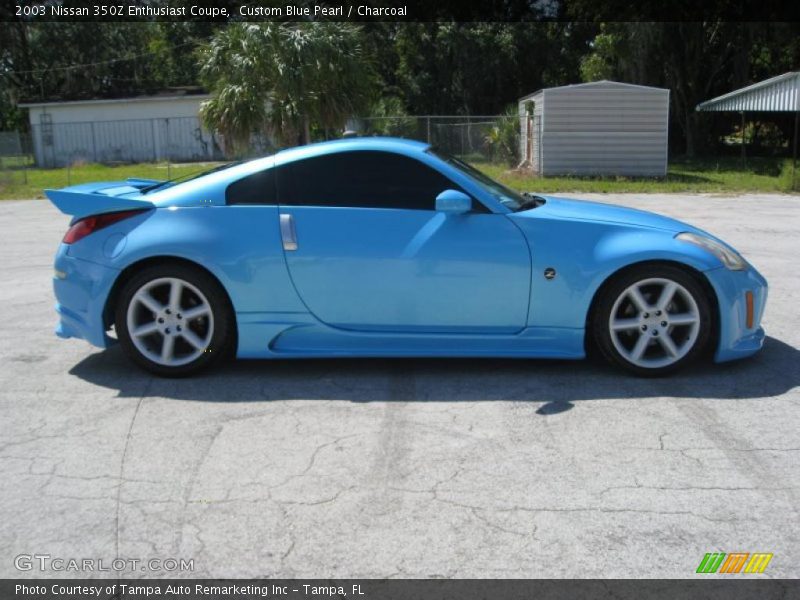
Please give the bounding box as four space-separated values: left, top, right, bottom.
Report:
520 82 669 177
30 117 222 168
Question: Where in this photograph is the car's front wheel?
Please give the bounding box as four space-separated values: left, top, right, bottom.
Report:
115 263 234 377
593 265 712 376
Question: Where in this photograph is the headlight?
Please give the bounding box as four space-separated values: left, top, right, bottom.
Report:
675 232 746 270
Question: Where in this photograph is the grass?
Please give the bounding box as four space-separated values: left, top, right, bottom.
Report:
480 156 799 194
0 161 220 201
0 155 797 201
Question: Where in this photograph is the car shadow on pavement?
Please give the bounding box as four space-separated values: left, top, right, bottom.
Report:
68 335 799 409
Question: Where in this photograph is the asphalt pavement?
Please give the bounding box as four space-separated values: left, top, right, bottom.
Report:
1 193 798 579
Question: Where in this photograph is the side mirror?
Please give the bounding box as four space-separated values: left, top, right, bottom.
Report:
435 189 472 214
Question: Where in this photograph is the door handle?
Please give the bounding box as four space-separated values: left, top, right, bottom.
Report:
279 213 298 251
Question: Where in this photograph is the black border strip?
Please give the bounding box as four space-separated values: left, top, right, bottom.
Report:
3 0 800 23
2 579 800 600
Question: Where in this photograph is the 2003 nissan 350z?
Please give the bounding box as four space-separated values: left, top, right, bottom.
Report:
47 138 767 377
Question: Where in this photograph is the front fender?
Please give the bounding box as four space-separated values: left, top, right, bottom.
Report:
593 228 722 273
511 217 722 330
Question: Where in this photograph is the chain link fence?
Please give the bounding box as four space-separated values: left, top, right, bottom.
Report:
0 114 520 198
0 131 34 193
351 115 520 165
28 116 227 168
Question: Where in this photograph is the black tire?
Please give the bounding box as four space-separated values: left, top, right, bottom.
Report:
591 264 713 377
115 263 235 377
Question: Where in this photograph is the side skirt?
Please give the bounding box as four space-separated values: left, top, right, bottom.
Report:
236 312 585 359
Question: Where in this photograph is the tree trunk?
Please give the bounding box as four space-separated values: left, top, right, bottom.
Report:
684 117 696 158
684 119 696 158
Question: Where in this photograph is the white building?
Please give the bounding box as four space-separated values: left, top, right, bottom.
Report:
519 81 670 177
20 93 219 167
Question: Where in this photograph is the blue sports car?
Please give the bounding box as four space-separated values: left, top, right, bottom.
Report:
47 137 767 377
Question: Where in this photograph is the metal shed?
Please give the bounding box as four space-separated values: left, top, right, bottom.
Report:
518 81 670 177
19 93 217 167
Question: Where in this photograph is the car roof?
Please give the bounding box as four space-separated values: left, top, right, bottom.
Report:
274 137 430 165
197 137 430 183
146 137 435 206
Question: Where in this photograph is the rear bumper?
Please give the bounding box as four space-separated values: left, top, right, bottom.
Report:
53 244 119 348
705 265 768 363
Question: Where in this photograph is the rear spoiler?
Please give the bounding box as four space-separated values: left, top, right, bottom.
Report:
45 188 155 220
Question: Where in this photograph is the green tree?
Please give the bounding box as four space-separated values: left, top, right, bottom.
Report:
575 20 800 156
0 21 217 129
579 30 619 82
199 23 376 150
394 23 595 116
147 22 221 90
484 104 520 166
361 96 417 138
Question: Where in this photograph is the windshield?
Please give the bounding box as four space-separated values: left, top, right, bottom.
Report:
141 161 243 194
428 149 538 211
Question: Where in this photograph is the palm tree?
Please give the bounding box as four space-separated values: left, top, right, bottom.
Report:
199 22 376 151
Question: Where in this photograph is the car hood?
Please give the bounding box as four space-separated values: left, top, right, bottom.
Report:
518 195 702 234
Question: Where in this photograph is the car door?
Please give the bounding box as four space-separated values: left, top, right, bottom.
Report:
277 150 531 334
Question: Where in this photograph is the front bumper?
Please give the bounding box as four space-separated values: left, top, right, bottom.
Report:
705 264 768 363
53 243 119 348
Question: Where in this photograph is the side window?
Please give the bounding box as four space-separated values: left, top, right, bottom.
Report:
277 150 485 212
226 168 277 205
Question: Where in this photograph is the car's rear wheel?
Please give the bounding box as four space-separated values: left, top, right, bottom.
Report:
593 265 712 376
115 264 234 377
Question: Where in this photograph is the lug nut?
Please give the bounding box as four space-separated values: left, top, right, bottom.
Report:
165 309 171 315
655 310 662 316
177 313 182 319
661 321 667 327
176 325 182 332
158 318 164 323
652 330 659 336
641 325 648 331
165 328 171 334
642 312 649 318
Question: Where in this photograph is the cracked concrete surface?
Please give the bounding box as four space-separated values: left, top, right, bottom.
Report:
0 194 798 578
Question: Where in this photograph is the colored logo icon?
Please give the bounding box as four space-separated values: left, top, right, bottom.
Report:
696 552 773 574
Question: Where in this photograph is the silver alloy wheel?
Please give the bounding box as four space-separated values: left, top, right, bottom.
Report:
125 277 214 367
608 277 701 369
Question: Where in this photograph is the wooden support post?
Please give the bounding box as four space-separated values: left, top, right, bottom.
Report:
793 110 798 191
741 111 746 169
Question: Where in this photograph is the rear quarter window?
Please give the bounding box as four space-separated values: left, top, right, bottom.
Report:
225 169 277 205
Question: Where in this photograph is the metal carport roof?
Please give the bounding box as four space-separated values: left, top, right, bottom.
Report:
696 72 799 188
696 72 800 112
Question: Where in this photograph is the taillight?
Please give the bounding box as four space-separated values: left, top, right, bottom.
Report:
63 210 147 244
